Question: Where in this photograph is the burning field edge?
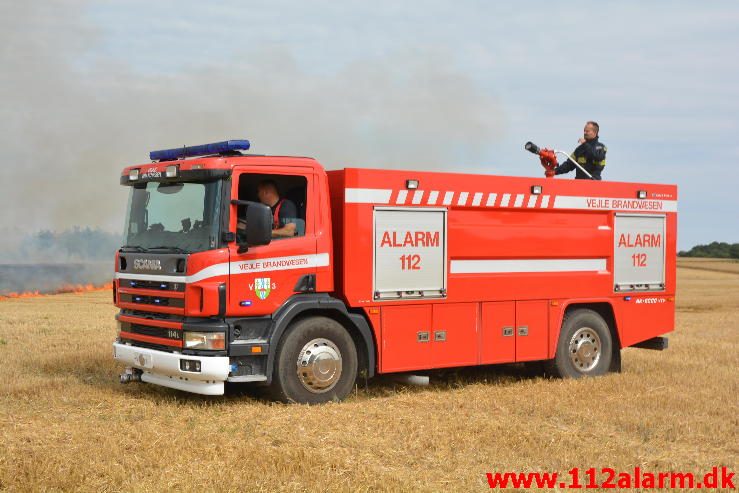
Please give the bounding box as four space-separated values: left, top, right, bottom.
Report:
0 282 113 301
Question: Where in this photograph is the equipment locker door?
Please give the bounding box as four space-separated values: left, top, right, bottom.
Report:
481 301 515 364
373 207 446 300
613 214 666 292
431 303 477 368
380 305 432 373
514 300 549 362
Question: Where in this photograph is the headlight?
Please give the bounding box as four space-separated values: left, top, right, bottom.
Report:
184 331 225 350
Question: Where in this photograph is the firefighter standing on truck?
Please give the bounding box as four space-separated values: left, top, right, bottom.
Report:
554 121 607 180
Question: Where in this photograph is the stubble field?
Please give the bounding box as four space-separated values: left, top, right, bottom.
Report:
0 259 737 492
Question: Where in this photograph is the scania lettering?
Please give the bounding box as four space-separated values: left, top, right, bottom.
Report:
133 259 162 270
112 139 677 404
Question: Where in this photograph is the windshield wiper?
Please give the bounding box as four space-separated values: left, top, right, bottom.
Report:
147 246 189 254
120 245 146 252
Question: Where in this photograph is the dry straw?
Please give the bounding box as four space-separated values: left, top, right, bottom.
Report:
0 259 737 492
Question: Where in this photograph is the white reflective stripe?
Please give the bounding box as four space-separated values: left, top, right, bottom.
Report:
541 195 550 208
500 193 511 207
427 190 439 205
472 192 483 206
486 193 497 206
450 258 607 274
185 263 229 283
443 191 454 205
514 194 524 207
116 253 330 284
412 190 424 205
396 190 408 204
457 192 469 206
115 272 187 283
527 195 537 208
553 196 678 212
191 253 330 283
344 188 392 204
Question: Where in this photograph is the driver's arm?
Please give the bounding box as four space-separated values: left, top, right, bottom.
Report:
272 222 296 238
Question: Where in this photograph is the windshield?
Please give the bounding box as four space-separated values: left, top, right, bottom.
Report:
123 180 222 253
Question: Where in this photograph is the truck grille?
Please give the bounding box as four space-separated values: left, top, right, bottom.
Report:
118 314 183 351
126 309 182 321
123 322 182 341
119 293 184 308
119 279 185 292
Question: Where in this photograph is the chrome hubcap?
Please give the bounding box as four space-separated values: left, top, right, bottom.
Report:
569 327 601 373
296 338 342 393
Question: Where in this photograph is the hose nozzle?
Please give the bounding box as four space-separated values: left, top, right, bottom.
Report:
524 141 541 155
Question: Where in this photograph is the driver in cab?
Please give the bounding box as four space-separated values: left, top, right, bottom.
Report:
237 180 298 239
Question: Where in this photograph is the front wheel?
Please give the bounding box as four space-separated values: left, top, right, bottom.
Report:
546 309 613 378
270 316 358 404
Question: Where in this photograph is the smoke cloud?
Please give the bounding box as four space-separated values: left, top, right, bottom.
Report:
0 1 505 291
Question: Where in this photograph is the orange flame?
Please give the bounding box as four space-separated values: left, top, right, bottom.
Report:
0 282 113 301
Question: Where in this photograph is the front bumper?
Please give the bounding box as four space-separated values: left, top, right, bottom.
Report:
113 342 230 395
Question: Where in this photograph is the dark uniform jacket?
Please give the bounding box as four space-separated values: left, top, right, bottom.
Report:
554 137 607 180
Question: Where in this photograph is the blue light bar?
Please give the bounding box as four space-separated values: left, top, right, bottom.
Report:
149 140 251 161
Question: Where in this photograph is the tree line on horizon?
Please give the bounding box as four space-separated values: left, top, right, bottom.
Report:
678 241 739 259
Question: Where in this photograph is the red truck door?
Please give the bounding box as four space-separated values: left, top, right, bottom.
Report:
227 168 322 316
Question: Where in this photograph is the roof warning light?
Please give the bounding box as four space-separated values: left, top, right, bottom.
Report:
150 140 251 162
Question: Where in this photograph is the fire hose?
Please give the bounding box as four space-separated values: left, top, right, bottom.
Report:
524 141 593 179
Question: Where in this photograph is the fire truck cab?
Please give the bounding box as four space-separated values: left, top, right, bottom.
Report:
113 140 677 404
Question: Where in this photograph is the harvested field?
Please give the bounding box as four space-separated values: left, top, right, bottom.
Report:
0 261 737 492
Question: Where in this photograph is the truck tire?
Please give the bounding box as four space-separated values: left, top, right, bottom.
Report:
546 309 613 379
270 316 358 404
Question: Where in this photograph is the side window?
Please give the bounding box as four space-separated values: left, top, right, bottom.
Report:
237 173 307 240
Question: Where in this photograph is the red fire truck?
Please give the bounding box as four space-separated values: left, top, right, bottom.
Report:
113 140 677 403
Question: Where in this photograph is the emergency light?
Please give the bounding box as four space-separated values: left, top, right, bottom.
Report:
150 140 251 161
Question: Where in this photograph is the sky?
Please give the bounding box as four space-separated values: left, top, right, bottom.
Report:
1 0 738 252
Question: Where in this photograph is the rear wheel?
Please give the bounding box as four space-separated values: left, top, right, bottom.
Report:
546 309 613 378
270 316 358 404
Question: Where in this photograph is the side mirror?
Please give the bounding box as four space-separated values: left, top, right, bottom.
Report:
231 200 272 253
